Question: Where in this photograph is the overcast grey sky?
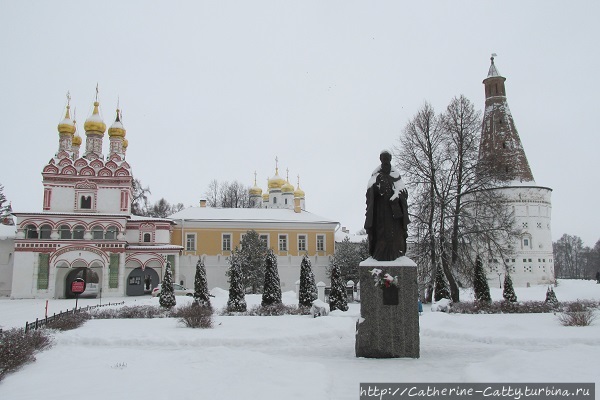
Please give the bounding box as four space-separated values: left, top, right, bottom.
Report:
1 1 598 247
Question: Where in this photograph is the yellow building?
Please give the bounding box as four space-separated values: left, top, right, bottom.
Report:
170 202 339 290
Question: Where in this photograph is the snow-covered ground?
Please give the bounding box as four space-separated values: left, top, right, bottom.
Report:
1 280 599 400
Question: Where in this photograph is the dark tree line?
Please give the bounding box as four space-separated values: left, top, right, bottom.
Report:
204 179 256 208
131 178 185 217
553 234 600 280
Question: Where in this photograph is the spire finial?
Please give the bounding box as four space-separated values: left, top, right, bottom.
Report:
297 174 300 188
254 171 257 186
95 83 99 102
275 156 279 174
64 91 72 119
491 53 497 64
286 168 289 181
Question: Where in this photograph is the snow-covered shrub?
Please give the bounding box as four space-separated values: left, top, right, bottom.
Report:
262 249 282 307
0 328 52 382
159 261 176 309
502 273 517 302
311 299 330 317
557 301 596 327
298 254 317 308
473 256 491 304
193 259 211 307
218 304 310 316
226 248 247 313
173 303 213 328
431 298 451 312
328 260 348 312
91 305 166 319
544 286 559 309
45 310 90 331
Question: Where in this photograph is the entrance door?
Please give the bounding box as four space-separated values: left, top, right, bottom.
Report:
126 267 159 296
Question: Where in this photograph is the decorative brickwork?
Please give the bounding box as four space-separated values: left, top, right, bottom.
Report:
478 56 534 183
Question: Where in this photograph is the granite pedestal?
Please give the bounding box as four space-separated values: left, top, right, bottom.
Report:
355 256 420 358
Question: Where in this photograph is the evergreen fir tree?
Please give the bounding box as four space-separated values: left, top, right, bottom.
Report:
159 261 176 309
545 286 559 308
226 248 247 312
193 258 211 307
502 272 517 302
238 230 267 293
0 184 12 222
434 262 451 302
473 256 491 304
298 254 317 308
262 249 282 306
328 258 348 312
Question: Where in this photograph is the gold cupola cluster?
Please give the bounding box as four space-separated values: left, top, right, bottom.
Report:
57 87 128 159
249 158 307 210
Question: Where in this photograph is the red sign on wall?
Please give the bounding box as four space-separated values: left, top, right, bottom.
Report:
71 279 86 294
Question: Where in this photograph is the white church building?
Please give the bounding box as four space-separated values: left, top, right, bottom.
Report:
7 94 182 299
479 56 554 287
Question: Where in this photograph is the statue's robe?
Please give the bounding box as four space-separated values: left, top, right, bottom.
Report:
364 167 409 261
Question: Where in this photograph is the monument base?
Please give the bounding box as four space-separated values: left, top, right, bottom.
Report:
355 256 420 358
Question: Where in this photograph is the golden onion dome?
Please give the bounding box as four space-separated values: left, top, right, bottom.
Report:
294 176 305 198
282 180 294 193
57 105 76 135
84 101 106 134
294 185 305 198
249 185 263 196
262 193 269 202
122 138 129 149
72 132 82 146
249 173 263 196
108 109 126 137
268 170 285 189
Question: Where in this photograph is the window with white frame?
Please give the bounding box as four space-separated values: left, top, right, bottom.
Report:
222 234 232 251
259 234 269 248
316 235 325 252
185 233 196 251
298 234 307 252
279 234 288 251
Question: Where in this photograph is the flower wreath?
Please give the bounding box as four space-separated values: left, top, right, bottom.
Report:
369 268 399 289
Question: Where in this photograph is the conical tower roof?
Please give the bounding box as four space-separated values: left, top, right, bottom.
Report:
478 55 534 183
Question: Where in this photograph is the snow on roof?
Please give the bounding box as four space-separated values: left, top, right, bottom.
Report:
487 60 501 78
129 215 174 223
169 207 339 225
127 245 183 250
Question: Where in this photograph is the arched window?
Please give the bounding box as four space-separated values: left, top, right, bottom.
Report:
39 224 52 239
25 224 38 239
92 226 104 240
143 233 151 243
105 225 119 240
80 196 92 209
59 225 71 239
73 225 85 240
